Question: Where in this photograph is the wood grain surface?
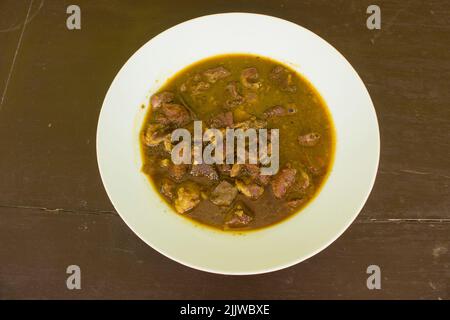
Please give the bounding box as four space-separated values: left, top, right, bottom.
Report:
0 0 448 299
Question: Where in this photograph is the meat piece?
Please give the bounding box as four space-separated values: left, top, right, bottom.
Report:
298 132 321 147
271 167 297 199
142 124 167 147
226 82 241 98
190 81 210 95
230 163 256 178
235 180 264 200
243 165 271 185
270 66 285 81
208 111 234 128
263 105 287 118
169 163 188 182
150 91 174 110
224 202 253 228
210 181 238 206
230 164 270 186
269 66 297 92
225 82 244 108
174 182 201 214
203 66 231 83
240 67 261 90
155 103 191 127
190 164 219 180
160 178 176 199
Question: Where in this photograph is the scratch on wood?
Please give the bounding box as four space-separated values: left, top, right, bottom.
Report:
379 169 450 179
0 0 34 110
400 169 430 175
356 218 450 224
0 204 117 216
0 0 44 33
1 203 448 224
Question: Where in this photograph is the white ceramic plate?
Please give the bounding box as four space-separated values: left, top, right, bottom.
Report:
97 13 379 275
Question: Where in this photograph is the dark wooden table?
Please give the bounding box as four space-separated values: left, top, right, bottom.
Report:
0 0 448 299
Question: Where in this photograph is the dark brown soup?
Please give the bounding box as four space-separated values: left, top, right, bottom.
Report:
140 54 335 231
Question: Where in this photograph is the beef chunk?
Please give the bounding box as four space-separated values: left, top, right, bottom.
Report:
169 163 188 182
225 82 244 108
142 124 167 147
235 180 264 200
263 105 289 118
210 181 238 206
226 82 242 98
240 67 261 90
263 105 287 118
298 132 321 147
155 103 191 127
174 182 201 214
190 164 219 180
224 202 253 228
208 111 234 128
190 81 210 95
269 66 285 82
271 167 297 199
203 66 231 83
269 66 297 92
150 91 174 110
230 164 270 186
160 178 176 199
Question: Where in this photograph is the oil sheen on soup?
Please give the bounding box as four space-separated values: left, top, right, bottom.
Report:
140 54 335 231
